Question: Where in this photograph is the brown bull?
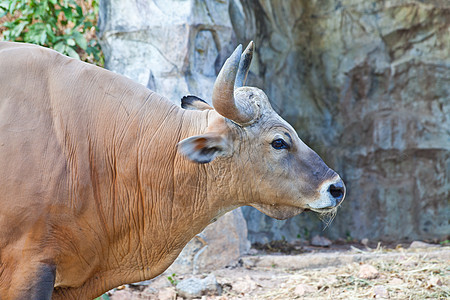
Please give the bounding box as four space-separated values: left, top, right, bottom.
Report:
0 41 345 299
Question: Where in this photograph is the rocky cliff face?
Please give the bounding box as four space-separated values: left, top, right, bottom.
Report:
236 0 449 242
98 0 236 101
99 0 449 254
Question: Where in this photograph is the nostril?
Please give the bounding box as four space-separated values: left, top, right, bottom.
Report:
328 183 345 201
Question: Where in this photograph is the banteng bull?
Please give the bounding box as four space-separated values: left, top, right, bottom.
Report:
0 41 345 299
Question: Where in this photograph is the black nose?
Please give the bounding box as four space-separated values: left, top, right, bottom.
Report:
328 181 345 202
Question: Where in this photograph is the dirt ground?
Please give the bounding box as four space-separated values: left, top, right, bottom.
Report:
107 242 449 300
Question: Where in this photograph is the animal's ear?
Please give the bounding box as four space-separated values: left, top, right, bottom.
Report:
181 95 213 111
177 133 229 164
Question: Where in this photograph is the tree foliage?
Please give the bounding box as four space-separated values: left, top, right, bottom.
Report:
0 0 103 66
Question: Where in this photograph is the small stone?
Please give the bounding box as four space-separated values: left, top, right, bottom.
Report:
317 275 338 287
398 256 418 267
203 274 222 294
311 235 332 247
148 275 172 290
176 278 203 298
292 238 308 246
176 274 221 299
109 290 134 300
361 238 369 246
294 284 316 296
248 248 258 255
409 241 436 249
358 264 379 279
373 285 389 298
231 276 257 294
388 278 403 285
158 287 177 300
427 276 442 287
141 286 157 296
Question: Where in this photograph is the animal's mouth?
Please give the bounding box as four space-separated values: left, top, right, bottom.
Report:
251 196 343 220
306 206 338 214
250 203 305 220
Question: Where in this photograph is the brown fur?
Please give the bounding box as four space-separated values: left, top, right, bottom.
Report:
0 42 344 299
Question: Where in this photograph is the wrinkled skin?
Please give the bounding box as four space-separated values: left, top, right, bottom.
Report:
0 42 345 299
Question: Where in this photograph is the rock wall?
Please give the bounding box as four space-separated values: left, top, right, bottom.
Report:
236 0 449 243
98 0 236 101
99 0 449 252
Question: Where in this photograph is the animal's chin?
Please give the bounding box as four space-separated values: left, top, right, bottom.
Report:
306 203 339 213
250 203 305 220
307 206 338 216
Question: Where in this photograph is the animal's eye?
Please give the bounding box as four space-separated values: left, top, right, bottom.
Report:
271 139 289 150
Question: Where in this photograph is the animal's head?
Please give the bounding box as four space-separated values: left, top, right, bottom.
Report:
178 42 345 220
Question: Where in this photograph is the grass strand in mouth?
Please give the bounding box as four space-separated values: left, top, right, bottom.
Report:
319 207 338 230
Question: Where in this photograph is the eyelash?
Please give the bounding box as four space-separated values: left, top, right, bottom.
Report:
271 139 289 150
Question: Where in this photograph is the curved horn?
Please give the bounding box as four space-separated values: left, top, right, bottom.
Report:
235 41 254 88
212 44 255 125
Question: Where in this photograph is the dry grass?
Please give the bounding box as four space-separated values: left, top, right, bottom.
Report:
252 249 449 299
109 245 449 299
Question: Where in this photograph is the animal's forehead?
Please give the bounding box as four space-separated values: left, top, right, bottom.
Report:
235 86 278 121
232 87 298 132
256 114 298 137
209 86 298 137
235 86 271 107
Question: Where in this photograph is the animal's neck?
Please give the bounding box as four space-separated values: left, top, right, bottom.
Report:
94 97 236 285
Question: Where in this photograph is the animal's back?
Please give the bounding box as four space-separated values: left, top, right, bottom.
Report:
0 41 159 213
0 40 167 236
0 42 68 245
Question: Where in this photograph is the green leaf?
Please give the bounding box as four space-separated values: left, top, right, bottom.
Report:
54 42 66 54
74 15 86 28
84 21 92 28
39 30 47 45
8 0 18 14
22 5 33 15
0 0 9 9
66 38 75 46
62 7 72 20
2 30 11 40
24 30 39 44
2 0 103 65
65 46 80 60
45 24 56 41
75 5 82 16
26 22 47 44
10 21 29 39
72 32 87 50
